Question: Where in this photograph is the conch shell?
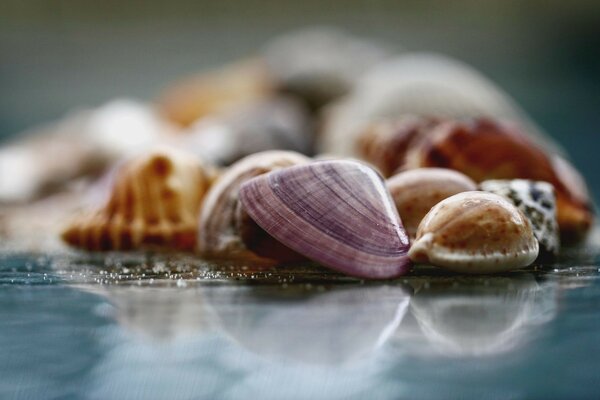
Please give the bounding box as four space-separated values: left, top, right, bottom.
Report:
409 191 539 273
404 118 594 243
197 150 310 261
61 147 216 251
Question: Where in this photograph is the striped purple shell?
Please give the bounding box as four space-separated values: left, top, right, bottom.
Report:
239 160 411 279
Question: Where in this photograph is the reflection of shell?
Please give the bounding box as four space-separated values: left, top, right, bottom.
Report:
409 275 556 356
481 179 560 256
209 284 410 365
239 160 411 279
355 116 438 177
174 96 313 166
319 53 562 157
62 147 216 251
409 191 539 273
386 168 477 239
263 27 392 108
158 59 274 127
198 150 310 261
405 118 594 242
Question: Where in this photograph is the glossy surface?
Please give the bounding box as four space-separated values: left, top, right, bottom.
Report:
239 160 411 278
481 179 560 255
409 192 539 273
1 243 599 399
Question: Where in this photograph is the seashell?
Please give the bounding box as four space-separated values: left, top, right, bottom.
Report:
480 179 560 256
355 116 439 177
408 191 539 273
263 27 392 109
238 160 411 279
319 53 563 158
0 99 171 204
61 147 215 251
173 96 313 166
197 150 310 261
386 168 477 239
404 118 594 243
157 58 274 127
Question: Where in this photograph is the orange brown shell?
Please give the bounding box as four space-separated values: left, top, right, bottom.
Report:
61 147 216 251
404 118 594 242
355 116 439 177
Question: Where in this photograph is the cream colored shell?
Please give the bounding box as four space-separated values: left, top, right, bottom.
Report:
408 191 539 273
61 146 215 251
386 168 477 239
197 150 310 260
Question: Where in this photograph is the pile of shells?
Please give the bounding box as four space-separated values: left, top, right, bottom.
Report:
0 27 596 279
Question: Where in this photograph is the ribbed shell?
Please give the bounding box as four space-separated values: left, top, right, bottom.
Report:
408 191 539 273
197 150 310 261
61 147 215 251
239 160 411 279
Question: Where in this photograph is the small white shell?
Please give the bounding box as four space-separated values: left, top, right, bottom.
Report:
408 191 539 273
480 179 559 255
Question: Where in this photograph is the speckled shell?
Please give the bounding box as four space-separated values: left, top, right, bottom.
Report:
408 191 539 273
386 168 477 239
239 160 411 279
355 116 438 177
480 179 559 256
404 118 594 243
197 150 310 261
61 147 215 251
158 59 274 127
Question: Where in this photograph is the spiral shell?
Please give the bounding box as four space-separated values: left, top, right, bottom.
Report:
61 147 216 251
408 191 539 273
197 150 310 261
386 168 477 239
404 118 594 242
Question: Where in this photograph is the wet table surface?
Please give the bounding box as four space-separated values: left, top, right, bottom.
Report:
1 240 600 400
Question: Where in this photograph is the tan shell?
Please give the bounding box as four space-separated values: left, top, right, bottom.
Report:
198 150 310 261
408 191 539 273
355 116 438 177
386 168 477 239
158 58 274 127
61 147 216 251
404 118 594 243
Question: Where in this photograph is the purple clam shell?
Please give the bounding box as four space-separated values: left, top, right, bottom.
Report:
239 160 411 279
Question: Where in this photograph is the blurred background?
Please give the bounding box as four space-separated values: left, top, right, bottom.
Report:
1 0 599 195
